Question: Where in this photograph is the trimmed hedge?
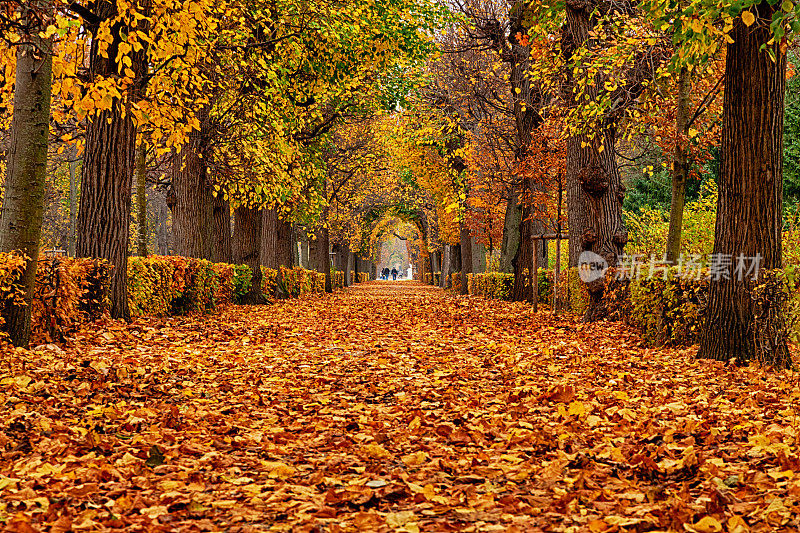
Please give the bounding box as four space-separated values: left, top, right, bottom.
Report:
34 257 111 343
467 272 514 300
0 254 112 344
261 266 326 296
351 271 370 283
0 252 333 345
127 256 236 317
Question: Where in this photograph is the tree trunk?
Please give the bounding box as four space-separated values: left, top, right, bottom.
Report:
210 193 232 264
232 205 266 304
440 245 450 288
665 67 691 262
459 224 473 295
431 249 440 278
315 221 332 293
76 0 143 321
511 196 534 302
168 110 212 259
135 140 148 256
0 31 52 347
698 2 789 367
68 157 78 257
472 238 486 274
260 208 279 268
563 0 627 320
299 230 309 268
499 191 523 273
450 241 462 283
277 217 293 268
345 248 353 286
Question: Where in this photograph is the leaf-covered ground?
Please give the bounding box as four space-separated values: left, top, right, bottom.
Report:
2 281 800 532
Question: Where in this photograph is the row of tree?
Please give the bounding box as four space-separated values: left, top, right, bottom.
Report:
2 0 797 367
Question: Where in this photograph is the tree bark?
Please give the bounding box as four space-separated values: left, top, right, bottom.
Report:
68 157 78 257
440 245 450 288
499 191 522 273
698 2 789 367
76 0 145 320
299 230 309 268
232 205 266 304
564 3 594 269
168 109 212 259
314 220 332 293
665 67 691 262
210 193 232 264
472 238 486 274
260 208 278 268
459 224 473 295
0 30 52 347
563 0 627 320
345 247 353 286
135 140 148 256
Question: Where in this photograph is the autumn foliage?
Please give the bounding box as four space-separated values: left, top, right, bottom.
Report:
2 282 800 532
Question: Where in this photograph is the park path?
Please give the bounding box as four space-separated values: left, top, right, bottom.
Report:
2 281 799 532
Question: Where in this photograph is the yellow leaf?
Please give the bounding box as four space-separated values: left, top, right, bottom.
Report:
742 11 755 27
401 451 429 466
361 443 391 459
263 461 295 479
688 516 722 533
568 401 586 417
688 127 699 138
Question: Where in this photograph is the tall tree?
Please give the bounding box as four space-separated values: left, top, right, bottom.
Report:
75 0 143 320
698 3 789 366
135 141 148 256
0 4 53 346
232 205 266 304
169 112 213 260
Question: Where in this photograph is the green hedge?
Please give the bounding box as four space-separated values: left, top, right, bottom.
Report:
261 266 325 297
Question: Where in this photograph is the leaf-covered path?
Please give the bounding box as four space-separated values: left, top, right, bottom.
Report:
3 282 800 532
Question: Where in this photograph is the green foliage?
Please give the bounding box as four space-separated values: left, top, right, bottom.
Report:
624 178 717 258
784 57 800 203
231 264 254 302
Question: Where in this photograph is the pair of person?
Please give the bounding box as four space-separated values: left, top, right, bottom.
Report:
381 267 398 280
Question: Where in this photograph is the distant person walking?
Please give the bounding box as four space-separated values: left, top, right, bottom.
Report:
391 268 398 280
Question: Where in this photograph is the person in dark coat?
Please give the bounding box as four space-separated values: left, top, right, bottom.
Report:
391 268 398 280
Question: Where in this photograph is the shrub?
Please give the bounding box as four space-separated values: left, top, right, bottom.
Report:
0 252 28 343
553 268 589 316
450 272 463 293
331 270 345 289
624 179 717 259
262 266 327 296
468 272 514 300
350 271 370 283
626 267 709 346
128 256 225 317
31 257 112 344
